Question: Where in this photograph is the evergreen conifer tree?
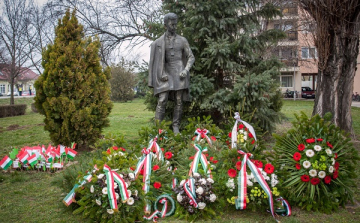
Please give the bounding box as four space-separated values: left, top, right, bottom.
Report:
142 0 286 132
34 10 113 148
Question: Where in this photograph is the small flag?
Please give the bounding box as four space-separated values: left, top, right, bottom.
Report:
18 151 29 164
60 145 66 155
0 156 13 170
27 154 38 167
66 148 77 160
71 142 77 149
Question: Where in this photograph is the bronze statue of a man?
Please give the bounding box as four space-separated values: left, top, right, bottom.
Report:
148 13 195 134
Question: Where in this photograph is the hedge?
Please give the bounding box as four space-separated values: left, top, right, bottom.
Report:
0 104 27 118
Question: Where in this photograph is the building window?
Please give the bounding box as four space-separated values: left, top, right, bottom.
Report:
281 76 293 87
301 47 318 59
0 85 5 93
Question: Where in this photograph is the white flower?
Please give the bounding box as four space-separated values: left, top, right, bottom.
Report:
107 209 114 214
226 178 235 189
243 136 248 140
193 173 200 177
196 187 204 195
271 179 279 187
207 178 214 184
247 180 253 186
102 187 108 194
90 185 94 193
128 173 135 180
118 152 124 156
177 193 183 202
325 149 332 155
165 160 171 166
96 199 101 206
167 166 173 171
303 161 311 169
114 183 118 189
306 149 315 157
115 193 119 200
329 166 334 173
180 180 186 186
199 178 207 185
248 173 254 180
210 194 217 202
133 190 138 196
126 181 131 187
127 197 134 205
271 174 278 181
318 171 326 179
239 130 244 134
210 165 216 170
198 202 206 209
331 158 335 165
120 174 124 178
314 145 322 152
309 169 317 177
97 174 104 179
127 190 132 197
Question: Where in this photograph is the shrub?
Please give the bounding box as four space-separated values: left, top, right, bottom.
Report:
0 104 27 118
34 10 112 148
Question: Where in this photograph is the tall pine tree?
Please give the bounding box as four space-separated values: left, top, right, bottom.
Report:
142 0 286 132
34 10 113 149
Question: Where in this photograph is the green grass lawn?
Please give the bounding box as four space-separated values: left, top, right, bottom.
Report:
0 98 359 223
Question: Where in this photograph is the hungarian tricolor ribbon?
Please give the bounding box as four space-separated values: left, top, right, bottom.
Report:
188 144 212 178
63 173 93 206
235 150 277 221
143 197 169 222
184 178 198 208
103 164 129 211
194 128 212 145
276 197 291 216
231 112 257 149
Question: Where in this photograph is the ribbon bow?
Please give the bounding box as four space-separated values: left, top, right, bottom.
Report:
231 112 257 149
194 128 212 145
144 195 175 222
235 150 277 221
103 164 129 211
188 144 212 178
183 178 198 208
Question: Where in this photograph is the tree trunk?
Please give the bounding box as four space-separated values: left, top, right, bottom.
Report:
313 31 358 136
10 78 15 105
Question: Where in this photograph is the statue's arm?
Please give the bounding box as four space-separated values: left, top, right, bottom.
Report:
179 38 195 78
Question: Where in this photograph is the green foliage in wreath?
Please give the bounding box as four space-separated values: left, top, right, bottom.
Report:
273 112 359 213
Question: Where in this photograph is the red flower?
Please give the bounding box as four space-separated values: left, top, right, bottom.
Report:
301 175 310 182
228 169 237 178
153 182 162 189
326 141 333 149
236 161 242 170
317 138 323 142
251 140 255 145
106 149 111 154
120 147 126 152
153 165 160 171
248 132 254 138
310 178 320 185
210 136 217 141
253 160 263 168
161 148 164 152
226 140 230 145
333 170 339 179
210 157 214 162
334 162 339 170
293 152 301 161
113 146 118 151
228 132 232 138
130 166 135 171
205 153 209 157
238 124 244 129
165 152 173 159
306 138 315 144
140 169 144 175
324 176 332 184
264 163 275 174
213 160 218 164
297 144 305 151
334 153 338 159
295 163 301 170
189 156 194 160
237 156 241 160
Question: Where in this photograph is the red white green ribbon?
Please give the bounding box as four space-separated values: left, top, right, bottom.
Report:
235 150 276 220
188 144 211 178
0 156 13 170
194 128 212 145
183 178 198 208
276 197 291 216
63 183 79 206
103 164 129 211
231 112 257 149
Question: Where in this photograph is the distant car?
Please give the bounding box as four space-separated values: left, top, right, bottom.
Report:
7 91 19 96
301 87 316 99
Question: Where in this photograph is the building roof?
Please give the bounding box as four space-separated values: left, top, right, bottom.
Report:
0 64 39 81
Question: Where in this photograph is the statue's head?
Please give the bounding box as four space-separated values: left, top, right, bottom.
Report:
164 13 177 33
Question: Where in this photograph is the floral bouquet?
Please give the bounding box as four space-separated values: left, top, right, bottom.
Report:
228 123 256 150
273 112 359 213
